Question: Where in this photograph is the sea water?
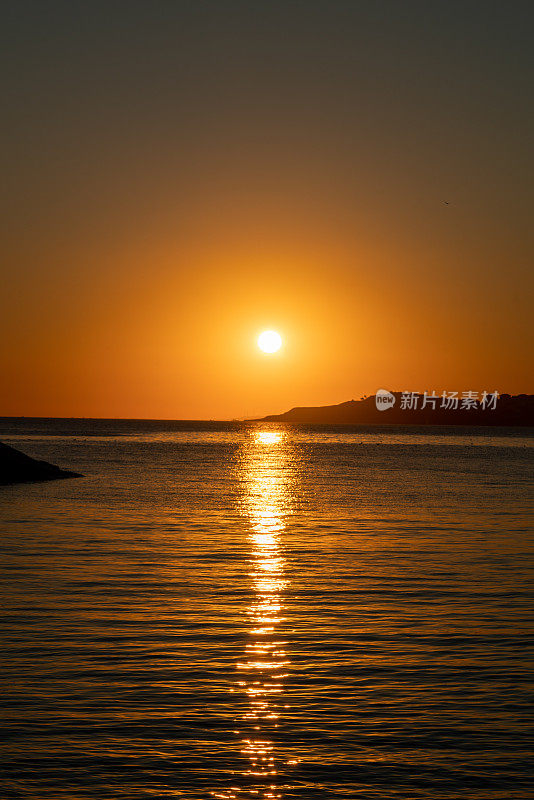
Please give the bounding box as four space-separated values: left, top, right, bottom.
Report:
0 419 533 799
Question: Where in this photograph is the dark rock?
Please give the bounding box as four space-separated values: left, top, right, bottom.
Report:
0 441 82 486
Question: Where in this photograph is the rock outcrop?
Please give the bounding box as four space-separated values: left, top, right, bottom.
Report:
0 441 82 485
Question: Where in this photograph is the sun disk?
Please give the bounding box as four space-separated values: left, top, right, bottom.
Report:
258 330 282 354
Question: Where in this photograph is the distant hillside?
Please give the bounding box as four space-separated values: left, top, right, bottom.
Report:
257 393 534 426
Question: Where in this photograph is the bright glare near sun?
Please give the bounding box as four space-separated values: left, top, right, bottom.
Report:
258 330 282 354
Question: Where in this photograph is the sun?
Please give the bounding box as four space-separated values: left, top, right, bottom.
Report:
258 330 282 354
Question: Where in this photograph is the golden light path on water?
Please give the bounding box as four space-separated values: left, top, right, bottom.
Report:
216 428 298 800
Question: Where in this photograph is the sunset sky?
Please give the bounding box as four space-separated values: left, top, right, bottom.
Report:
1 1 533 419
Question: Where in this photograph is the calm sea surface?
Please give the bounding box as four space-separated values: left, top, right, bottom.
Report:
1 419 533 799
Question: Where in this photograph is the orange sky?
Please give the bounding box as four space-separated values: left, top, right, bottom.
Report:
1 2 533 419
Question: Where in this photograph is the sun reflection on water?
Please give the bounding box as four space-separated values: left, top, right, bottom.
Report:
229 427 297 799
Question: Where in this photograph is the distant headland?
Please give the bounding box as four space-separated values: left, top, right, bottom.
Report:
257 393 534 427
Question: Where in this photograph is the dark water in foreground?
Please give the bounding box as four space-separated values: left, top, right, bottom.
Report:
0 420 533 799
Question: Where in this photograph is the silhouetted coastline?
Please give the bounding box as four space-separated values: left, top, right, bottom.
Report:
258 393 534 426
0 441 82 485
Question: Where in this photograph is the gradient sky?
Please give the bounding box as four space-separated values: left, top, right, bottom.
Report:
1 1 533 419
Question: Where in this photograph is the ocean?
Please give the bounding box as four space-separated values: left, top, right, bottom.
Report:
1 419 533 799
